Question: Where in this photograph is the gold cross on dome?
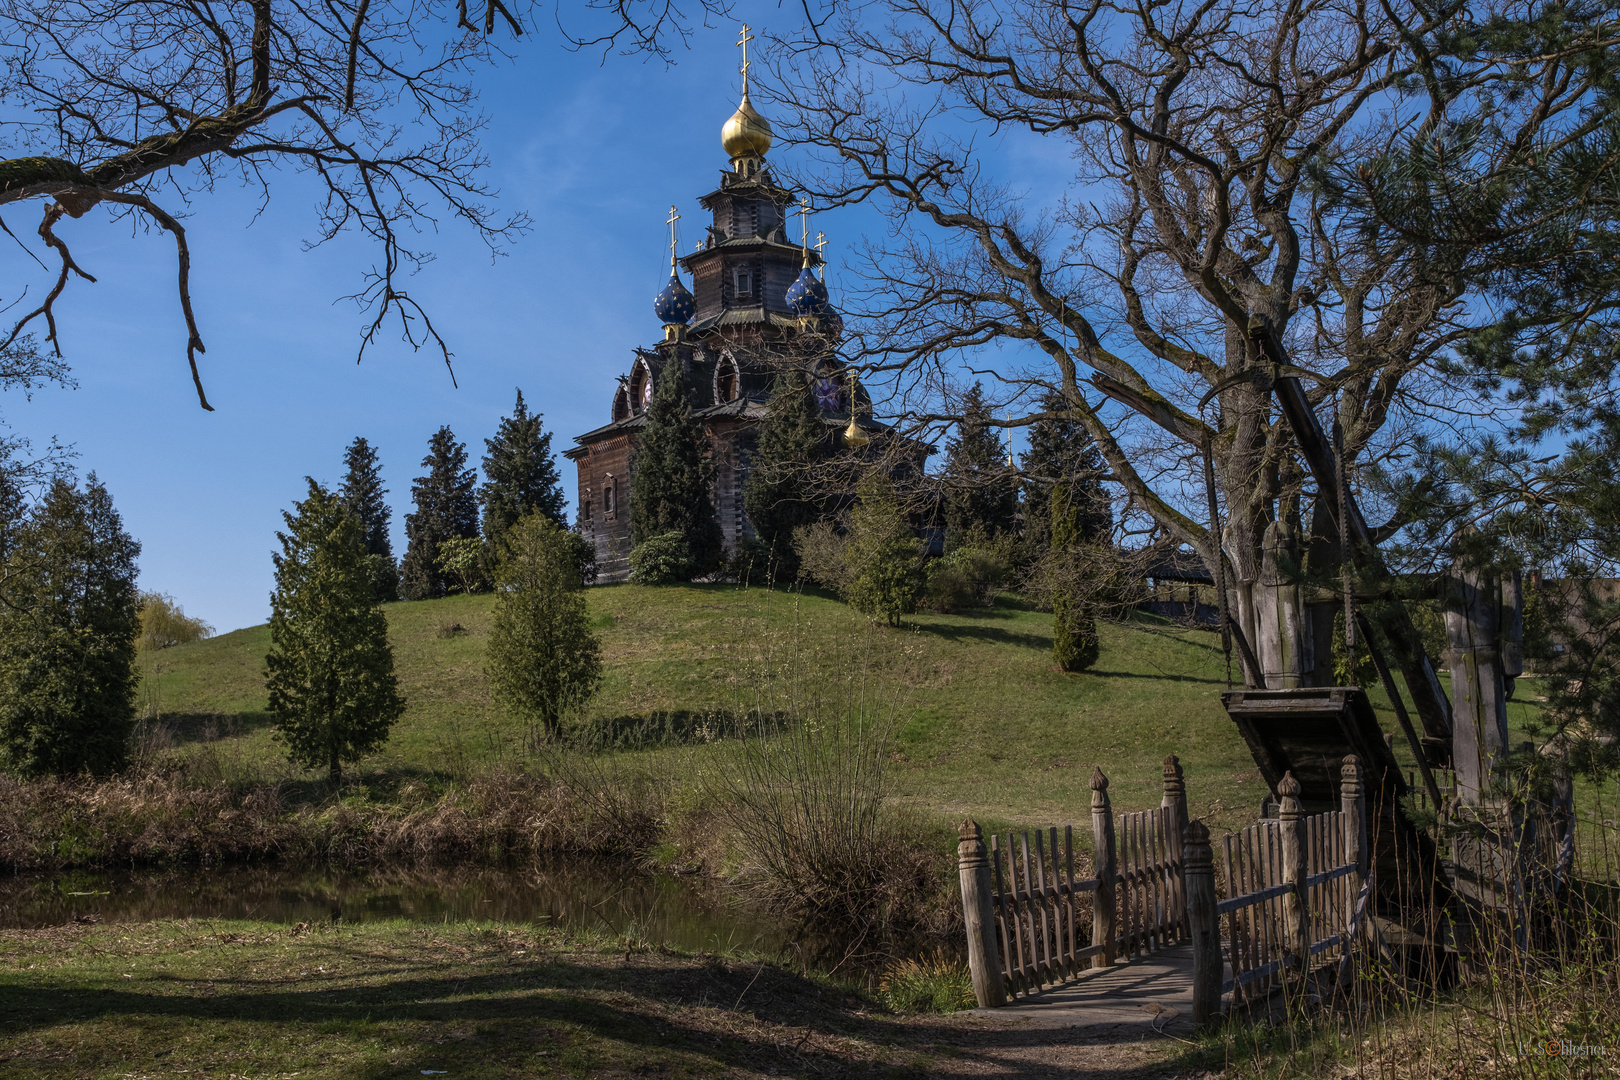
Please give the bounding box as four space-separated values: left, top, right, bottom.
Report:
814 230 828 260
665 205 680 269
798 196 811 249
738 25 755 89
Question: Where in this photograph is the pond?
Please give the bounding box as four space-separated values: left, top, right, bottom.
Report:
0 860 796 958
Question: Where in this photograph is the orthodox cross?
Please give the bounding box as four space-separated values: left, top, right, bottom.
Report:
798 196 811 250
737 24 754 91
814 230 828 264
666 205 680 271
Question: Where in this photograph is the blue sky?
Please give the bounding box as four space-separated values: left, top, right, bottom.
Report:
4 2 1043 634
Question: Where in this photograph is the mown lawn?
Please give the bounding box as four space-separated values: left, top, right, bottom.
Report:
138 583 1566 838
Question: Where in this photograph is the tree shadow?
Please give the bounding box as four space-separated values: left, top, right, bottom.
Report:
908 621 1054 650
136 711 275 749
0 947 1192 1079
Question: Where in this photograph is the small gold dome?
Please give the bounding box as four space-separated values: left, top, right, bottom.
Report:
721 93 773 161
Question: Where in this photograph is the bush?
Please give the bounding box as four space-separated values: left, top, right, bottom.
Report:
725 536 777 586
137 592 213 651
878 951 977 1013
792 519 853 593
924 525 1015 613
629 531 695 585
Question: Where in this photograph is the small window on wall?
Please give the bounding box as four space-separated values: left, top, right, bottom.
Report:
582 496 592 527
605 476 617 518
735 268 753 298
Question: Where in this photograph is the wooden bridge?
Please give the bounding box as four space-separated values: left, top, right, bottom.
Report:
956 753 1373 1028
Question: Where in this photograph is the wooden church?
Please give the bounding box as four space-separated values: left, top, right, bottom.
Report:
565 38 877 582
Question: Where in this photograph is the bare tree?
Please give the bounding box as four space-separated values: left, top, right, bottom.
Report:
0 0 724 409
768 0 1607 687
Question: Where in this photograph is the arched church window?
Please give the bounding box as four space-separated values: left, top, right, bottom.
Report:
735 267 753 298
716 356 738 402
605 475 617 518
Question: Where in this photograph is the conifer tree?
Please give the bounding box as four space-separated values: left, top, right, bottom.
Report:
845 472 925 626
480 389 566 548
941 383 1018 547
400 426 479 600
629 361 723 578
340 436 399 602
0 475 141 777
266 479 405 785
1020 390 1112 555
1049 485 1102 673
485 512 602 743
743 374 829 578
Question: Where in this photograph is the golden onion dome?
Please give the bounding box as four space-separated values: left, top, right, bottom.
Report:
721 93 773 161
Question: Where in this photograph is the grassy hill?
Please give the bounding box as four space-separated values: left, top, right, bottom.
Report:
138 583 1555 837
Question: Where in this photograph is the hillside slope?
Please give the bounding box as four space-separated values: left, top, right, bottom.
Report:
140 584 1536 833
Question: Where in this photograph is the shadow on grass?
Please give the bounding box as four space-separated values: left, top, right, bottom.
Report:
908 620 1054 650
0 952 1176 1079
138 711 275 748
565 709 789 751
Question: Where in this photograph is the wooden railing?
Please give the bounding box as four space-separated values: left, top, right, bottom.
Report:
957 755 1190 1004
1209 758 1368 1006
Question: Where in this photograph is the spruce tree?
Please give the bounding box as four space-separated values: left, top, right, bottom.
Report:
942 382 1018 547
400 426 479 600
485 512 602 743
743 374 829 578
340 436 399 602
1049 485 1102 672
480 389 566 549
266 479 405 785
845 472 925 626
629 361 723 578
1020 390 1111 554
0 475 141 777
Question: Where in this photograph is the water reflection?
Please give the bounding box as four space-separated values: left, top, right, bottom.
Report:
0 860 791 957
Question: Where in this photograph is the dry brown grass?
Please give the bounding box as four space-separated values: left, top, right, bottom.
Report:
0 765 666 873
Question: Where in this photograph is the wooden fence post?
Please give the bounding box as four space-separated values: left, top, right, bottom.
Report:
1162 753 1188 843
1091 768 1117 969
1278 771 1310 971
1341 755 1367 920
1184 819 1222 1029
1163 753 1189 933
957 818 1006 1007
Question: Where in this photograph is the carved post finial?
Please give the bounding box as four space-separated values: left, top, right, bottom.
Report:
1278 770 1302 801
1163 753 1185 781
958 817 983 843
1090 766 1110 792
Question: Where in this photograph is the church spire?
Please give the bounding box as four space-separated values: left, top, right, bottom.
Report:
720 24 773 175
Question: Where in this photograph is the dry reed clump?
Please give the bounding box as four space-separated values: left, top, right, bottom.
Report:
0 765 667 873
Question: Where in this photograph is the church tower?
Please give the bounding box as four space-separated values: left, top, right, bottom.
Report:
565 28 869 583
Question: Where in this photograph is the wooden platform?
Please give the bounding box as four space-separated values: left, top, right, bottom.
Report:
969 942 1197 1035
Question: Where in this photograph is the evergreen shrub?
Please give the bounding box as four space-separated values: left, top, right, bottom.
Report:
629 531 695 585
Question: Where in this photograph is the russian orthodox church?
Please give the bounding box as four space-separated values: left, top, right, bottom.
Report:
566 40 877 583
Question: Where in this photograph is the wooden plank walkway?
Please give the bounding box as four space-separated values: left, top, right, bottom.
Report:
969 941 1198 1035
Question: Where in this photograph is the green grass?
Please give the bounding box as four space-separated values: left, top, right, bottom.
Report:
136 582 1578 838
0 918 997 1079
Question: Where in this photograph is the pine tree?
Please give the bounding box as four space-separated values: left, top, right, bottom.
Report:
0 475 141 777
266 479 405 785
340 436 399 602
942 382 1018 547
1049 485 1101 672
629 361 723 578
400 426 479 600
845 472 925 626
743 374 829 577
485 512 602 743
1020 390 1112 555
480 389 566 550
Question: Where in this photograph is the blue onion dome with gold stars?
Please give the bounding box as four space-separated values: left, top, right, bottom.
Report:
654 273 695 325
785 265 830 316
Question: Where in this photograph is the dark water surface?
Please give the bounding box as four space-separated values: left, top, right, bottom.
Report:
0 861 794 956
